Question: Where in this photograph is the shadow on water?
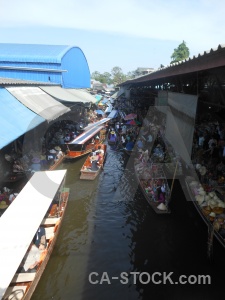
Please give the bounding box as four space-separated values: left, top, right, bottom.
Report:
32 147 225 300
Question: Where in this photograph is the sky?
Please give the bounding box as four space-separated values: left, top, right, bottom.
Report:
0 0 225 75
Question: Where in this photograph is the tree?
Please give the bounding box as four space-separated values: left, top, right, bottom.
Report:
170 41 190 64
111 66 127 85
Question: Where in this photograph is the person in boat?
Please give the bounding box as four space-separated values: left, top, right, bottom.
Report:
19 243 42 273
64 133 71 143
30 157 41 172
125 139 135 151
109 131 117 143
90 156 100 171
54 146 63 161
97 145 104 156
137 138 144 151
33 227 47 250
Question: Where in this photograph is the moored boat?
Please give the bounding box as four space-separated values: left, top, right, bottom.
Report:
80 144 107 180
0 170 69 300
64 125 106 161
134 156 171 214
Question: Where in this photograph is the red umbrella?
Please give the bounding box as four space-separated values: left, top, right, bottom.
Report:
127 120 136 125
124 113 137 120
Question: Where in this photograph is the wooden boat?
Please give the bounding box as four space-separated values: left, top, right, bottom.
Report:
80 144 107 180
48 153 65 171
0 170 69 300
64 125 106 161
134 160 171 214
107 131 117 145
185 176 225 250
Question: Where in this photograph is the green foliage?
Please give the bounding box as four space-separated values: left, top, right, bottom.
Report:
111 66 127 85
91 66 130 86
170 41 190 64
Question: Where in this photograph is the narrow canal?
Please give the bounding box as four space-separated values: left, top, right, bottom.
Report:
32 146 225 300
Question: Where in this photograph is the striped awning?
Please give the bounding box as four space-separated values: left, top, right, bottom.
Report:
69 125 104 144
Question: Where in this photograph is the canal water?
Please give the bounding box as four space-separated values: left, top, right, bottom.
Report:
32 146 225 300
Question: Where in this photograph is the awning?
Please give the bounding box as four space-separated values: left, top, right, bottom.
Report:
6 87 70 122
95 109 104 115
40 86 97 104
84 118 111 131
119 111 126 119
101 98 109 104
95 94 102 102
108 110 118 119
0 170 67 299
111 89 124 99
105 103 113 113
0 88 45 149
69 125 104 144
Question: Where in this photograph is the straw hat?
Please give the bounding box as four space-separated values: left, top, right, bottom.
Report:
49 149 57 153
55 146 61 151
32 157 40 164
199 166 207 176
90 155 98 161
157 203 168 211
0 201 8 209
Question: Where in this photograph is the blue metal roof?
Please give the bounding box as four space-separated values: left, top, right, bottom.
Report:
0 88 45 149
0 43 75 63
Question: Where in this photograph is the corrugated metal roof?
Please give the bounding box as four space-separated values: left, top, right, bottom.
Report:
0 77 59 86
40 86 96 103
120 44 225 86
0 43 77 63
6 87 70 122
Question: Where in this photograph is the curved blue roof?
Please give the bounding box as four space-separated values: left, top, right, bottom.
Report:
0 43 76 63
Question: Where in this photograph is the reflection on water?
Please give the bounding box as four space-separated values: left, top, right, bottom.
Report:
32 147 225 300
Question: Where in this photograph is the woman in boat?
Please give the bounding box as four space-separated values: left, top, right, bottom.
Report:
18 243 42 273
33 227 47 250
90 156 100 171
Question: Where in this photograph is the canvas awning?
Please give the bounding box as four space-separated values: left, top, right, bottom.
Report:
108 110 118 119
0 87 45 149
69 125 104 144
95 109 104 115
84 118 110 131
105 103 113 113
40 86 97 104
0 170 67 299
6 87 70 122
111 89 124 99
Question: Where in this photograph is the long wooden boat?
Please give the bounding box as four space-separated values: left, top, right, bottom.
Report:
80 144 107 180
64 125 106 161
185 176 225 249
134 160 171 214
48 153 65 171
0 170 69 300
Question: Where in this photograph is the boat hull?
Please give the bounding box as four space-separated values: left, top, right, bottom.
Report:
80 145 107 180
4 187 69 300
134 163 170 214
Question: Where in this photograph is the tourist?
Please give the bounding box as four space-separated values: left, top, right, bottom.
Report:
33 227 47 250
30 158 41 172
